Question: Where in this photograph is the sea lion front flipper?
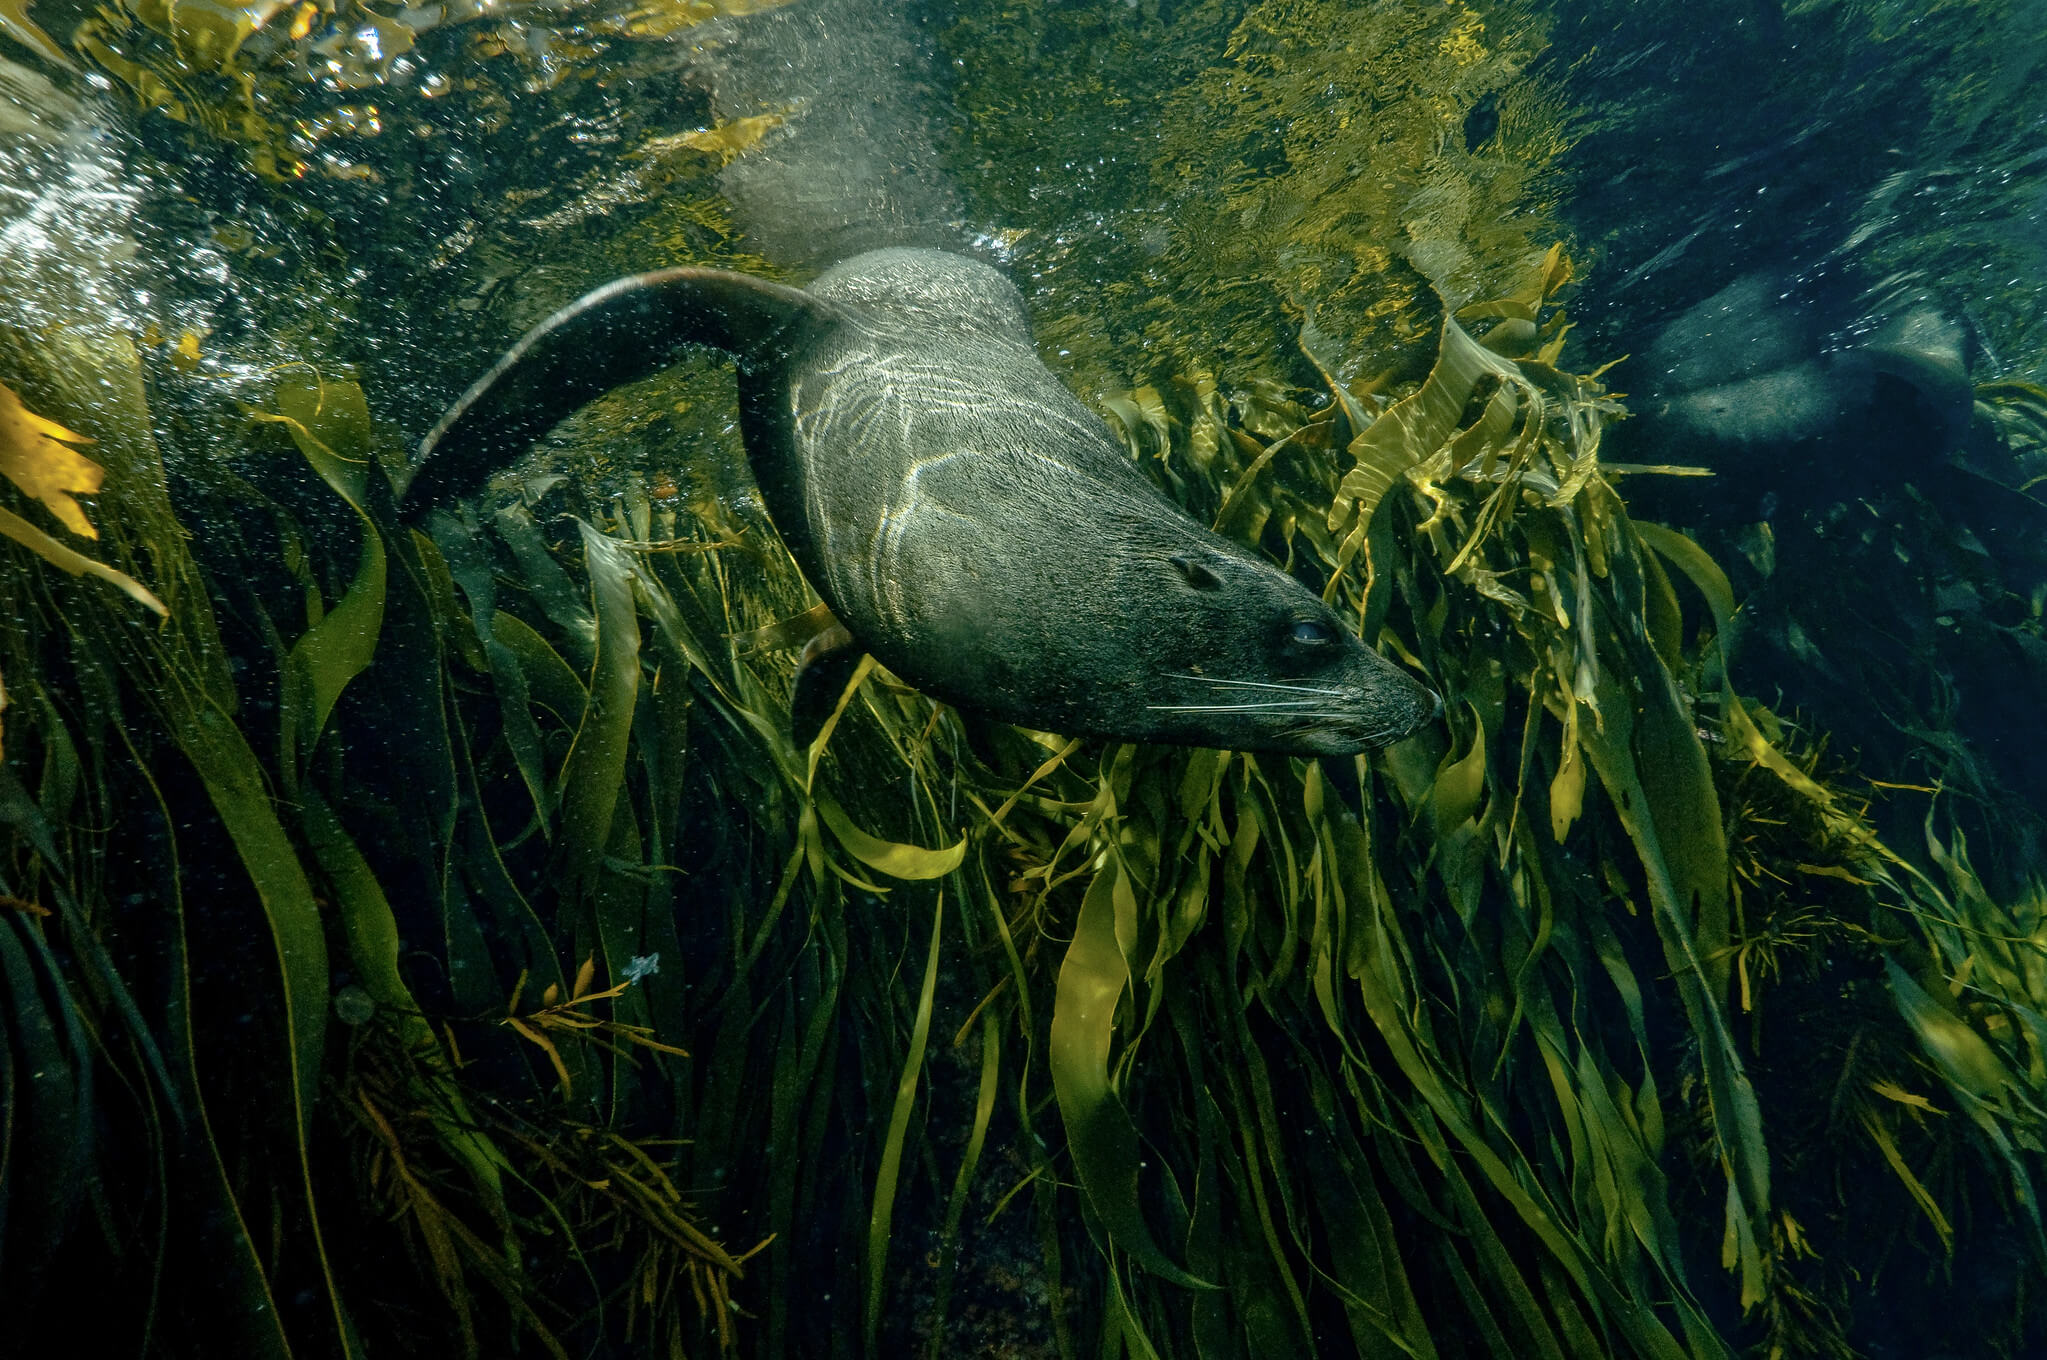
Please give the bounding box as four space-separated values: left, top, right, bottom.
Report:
403 267 838 516
790 622 865 750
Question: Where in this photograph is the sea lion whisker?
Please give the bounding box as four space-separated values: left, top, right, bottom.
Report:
1163 673 1345 697
1145 701 1336 712
1356 721 1418 744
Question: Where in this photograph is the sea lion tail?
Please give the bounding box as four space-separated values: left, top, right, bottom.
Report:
403 267 832 515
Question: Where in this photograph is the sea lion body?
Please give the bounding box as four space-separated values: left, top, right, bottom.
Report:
1626 271 1976 459
410 247 1439 755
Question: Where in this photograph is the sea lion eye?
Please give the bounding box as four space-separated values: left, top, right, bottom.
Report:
1169 553 1224 590
1290 619 1336 647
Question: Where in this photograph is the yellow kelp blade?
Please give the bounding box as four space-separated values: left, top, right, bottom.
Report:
0 502 166 615
0 0 76 70
128 0 294 75
814 792 965 880
0 379 104 538
602 0 798 40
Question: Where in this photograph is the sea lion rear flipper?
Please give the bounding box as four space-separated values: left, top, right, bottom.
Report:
403 267 836 515
790 622 865 750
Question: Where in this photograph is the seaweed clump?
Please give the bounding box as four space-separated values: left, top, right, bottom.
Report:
941 0 1574 394
2 5 2046 1359
6 202 2043 1356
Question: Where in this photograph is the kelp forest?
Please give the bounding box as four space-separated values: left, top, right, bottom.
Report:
3 1 2046 1358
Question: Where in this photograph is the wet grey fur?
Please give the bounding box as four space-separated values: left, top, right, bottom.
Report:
411 247 1440 755
1632 271 1974 452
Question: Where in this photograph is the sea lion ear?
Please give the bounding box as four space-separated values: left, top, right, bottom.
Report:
1168 552 1225 591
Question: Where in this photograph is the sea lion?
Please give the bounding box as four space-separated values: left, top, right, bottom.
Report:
1623 271 1975 464
406 246 1440 755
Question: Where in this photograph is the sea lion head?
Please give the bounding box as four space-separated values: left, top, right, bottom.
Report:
914 508 1438 756
1097 535 1440 756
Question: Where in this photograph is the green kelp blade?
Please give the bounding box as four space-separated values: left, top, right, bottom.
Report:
0 909 90 1298
1631 522 1735 637
160 855 300 1360
495 503 595 665
489 610 589 722
7 324 306 1351
1350 868 1610 1330
1637 518 1904 860
803 653 878 791
270 371 375 502
559 524 641 891
133 348 348 1343
1213 998 1314 1349
164 711 331 1131
867 892 943 1354
814 793 965 880
1859 1108 1957 1252
1429 1143 1569 1360
266 374 386 783
1888 959 2031 1110
1165 994 1234 1360
0 771 180 1123
300 789 510 1223
763 928 848 1357
1569 1034 1687 1282
1576 657 1769 1308
431 513 556 827
1104 1266 1170 1360
1548 706 1588 843
1313 1127 1438 1357
1884 904 2047 1269
1456 243 1573 325
1296 308 1376 441
925 1013 1002 1359
301 786 501 1101
1431 701 1488 837
162 702 352 1351
629 548 743 710
1631 519 1739 690
1050 860 1213 1289
1328 316 1521 538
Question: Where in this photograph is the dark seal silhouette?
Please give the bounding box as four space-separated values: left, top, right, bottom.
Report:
1620 271 1975 473
407 247 1439 755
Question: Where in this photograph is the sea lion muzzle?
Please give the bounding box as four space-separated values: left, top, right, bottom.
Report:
406 247 1439 756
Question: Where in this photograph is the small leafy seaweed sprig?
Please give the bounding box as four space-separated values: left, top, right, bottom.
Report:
501 955 687 1098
